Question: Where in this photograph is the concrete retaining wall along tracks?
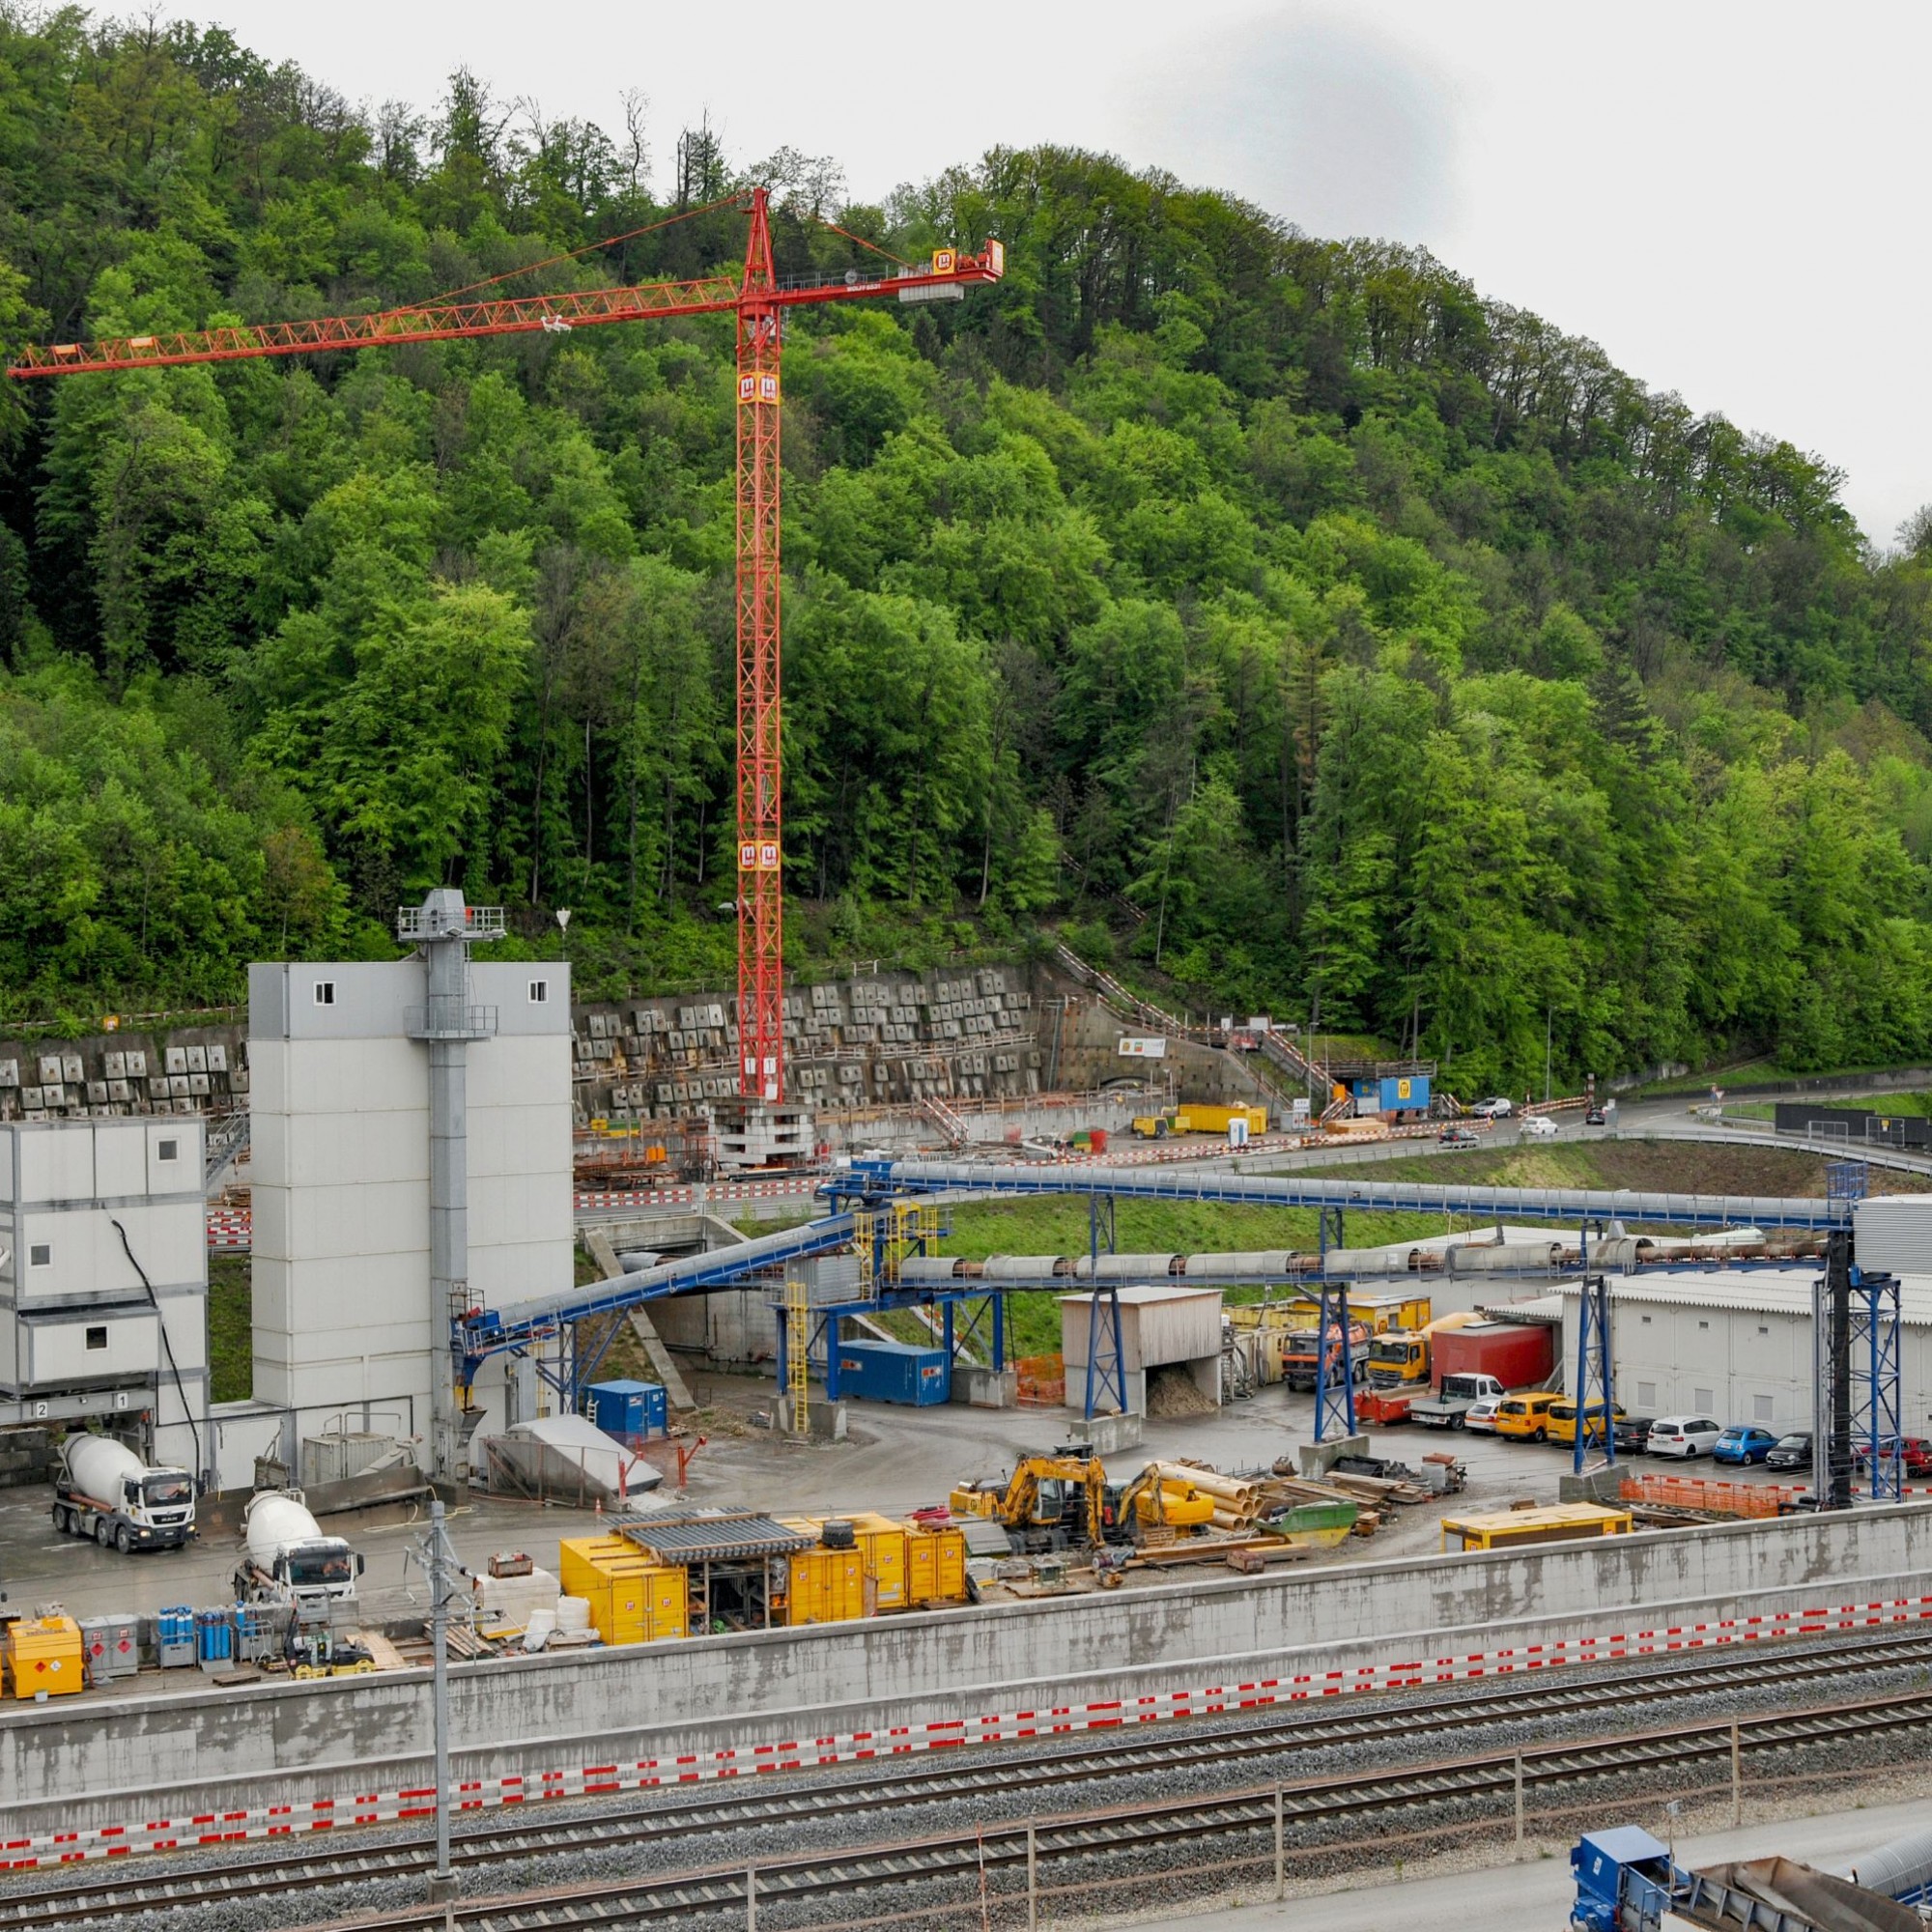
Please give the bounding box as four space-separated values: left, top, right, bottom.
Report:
4 1503 1930 1848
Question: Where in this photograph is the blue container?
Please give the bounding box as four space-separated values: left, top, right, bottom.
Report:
585 1378 668 1439
833 1340 951 1406
1379 1073 1430 1114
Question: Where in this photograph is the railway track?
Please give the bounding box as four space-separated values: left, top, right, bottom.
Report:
5 1631 1931 1928
286 1689 1932 1930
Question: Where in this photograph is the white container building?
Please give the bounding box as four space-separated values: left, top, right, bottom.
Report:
0 1119 209 1476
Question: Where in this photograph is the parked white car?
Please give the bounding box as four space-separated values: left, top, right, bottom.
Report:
1463 1396 1503 1434
1648 1415 1724 1459
1522 1115 1557 1138
1470 1096 1514 1118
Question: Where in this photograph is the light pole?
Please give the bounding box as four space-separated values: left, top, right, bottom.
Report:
555 906 572 962
1544 1007 1552 1104
416 1498 464 1900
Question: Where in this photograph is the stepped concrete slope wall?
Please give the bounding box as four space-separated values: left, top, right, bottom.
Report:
5 1503 1929 1841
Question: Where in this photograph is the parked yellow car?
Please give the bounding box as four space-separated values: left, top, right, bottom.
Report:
1547 1399 1625 1447
1492 1391 1566 1442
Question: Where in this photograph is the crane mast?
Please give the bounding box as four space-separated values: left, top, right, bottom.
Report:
736 193 784 1111
7 189 1005 1147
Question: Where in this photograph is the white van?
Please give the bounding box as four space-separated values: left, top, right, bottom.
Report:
1647 1415 1722 1459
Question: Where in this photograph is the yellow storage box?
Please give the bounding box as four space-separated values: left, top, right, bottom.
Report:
556 1536 688 1645
847 1512 908 1610
781 1545 867 1626
903 1520 969 1605
6 1616 84 1698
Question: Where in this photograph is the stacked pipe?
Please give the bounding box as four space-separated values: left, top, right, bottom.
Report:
1149 1462 1262 1532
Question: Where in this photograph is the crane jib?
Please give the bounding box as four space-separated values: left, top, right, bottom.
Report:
5 256 1005 380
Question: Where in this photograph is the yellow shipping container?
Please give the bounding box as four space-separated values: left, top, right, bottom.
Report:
903 1520 969 1605
781 1545 867 1625
556 1536 688 1645
5 1616 84 1698
848 1512 908 1610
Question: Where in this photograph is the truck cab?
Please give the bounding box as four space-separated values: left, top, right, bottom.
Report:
128 1469 194 1530
1570 1826 1677 1932
1366 1333 1429 1387
275 1539 362 1605
1282 1321 1370 1391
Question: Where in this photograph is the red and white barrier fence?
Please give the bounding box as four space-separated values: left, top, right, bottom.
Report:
205 1209 250 1253
8 1591 1930 1871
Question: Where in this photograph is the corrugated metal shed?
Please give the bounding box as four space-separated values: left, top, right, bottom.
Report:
1479 1293 1566 1326
613 1512 814 1562
1853 1196 1932 1276
1060 1283 1223 1372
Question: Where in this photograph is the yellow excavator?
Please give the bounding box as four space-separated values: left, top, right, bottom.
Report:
950 1453 1111 1552
950 1454 1217 1551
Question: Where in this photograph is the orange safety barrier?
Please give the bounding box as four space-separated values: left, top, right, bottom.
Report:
1015 1353 1065 1407
1619 1475 1806 1520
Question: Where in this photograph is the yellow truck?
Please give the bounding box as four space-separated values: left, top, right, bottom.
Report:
1130 1103 1268 1139
1364 1309 1479 1390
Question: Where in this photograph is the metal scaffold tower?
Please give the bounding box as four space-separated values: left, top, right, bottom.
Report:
1849 1264 1904 1500
1572 1271 1616 1476
1312 1280 1356 1444
1083 1192 1126 1420
1309 1203 1354 1443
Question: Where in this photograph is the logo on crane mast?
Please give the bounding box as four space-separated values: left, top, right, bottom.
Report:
739 840 781 870
737 373 780 405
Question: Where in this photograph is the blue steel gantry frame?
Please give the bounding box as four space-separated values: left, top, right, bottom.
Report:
1310 1200 1355 1443
1849 1264 1905 1500
1311 1280 1357 1443
457 1158 1853 1414
1572 1273 1616 1477
1083 1192 1127 1420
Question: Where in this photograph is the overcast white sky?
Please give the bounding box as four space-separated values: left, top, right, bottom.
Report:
198 0 1927 546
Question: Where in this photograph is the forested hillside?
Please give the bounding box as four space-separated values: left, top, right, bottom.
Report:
4 9 1932 1091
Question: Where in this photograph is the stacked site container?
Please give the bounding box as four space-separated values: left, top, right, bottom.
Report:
902 1520 969 1605
780 1540 868 1626
557 1535 688 1644
832 1341 951 1406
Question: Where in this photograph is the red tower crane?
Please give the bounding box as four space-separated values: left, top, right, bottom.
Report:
8 189 1005 1122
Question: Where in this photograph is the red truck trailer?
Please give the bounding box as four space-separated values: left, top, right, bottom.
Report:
1430 1321 1555 1391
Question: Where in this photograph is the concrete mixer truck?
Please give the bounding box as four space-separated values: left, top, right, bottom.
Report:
233 1490 363 1610
51 1434 196 1550
234 1490 371 1673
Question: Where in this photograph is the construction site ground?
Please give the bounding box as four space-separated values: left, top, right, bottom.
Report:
661 1368 1795 1569
1 1369 1799 1639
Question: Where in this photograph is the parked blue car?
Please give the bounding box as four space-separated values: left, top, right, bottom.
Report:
1713 1426 1777 1465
